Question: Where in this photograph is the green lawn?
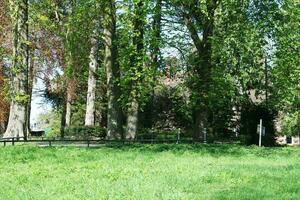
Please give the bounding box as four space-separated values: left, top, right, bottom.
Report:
0 144 299 200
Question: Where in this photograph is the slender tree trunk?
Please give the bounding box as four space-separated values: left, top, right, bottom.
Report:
104 0 123 139
151 0 162 67
65 83 73 127
60 97 67 138
85 26 99 126
4 0 29 139
27 50 34 134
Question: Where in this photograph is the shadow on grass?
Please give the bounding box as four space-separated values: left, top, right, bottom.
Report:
88 143 298 158
1 142 298 159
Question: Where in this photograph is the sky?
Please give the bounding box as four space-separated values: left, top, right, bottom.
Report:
30 77 52 129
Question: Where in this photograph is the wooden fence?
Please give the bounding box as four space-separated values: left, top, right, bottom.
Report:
0 136 196 147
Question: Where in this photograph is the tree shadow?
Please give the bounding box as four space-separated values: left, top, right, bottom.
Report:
87 143 295 158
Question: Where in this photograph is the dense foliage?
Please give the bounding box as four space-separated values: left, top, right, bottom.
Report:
0 0 299 144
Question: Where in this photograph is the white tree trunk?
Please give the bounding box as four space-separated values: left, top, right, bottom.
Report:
4 99 27 139
4 0 29 139
85 29 99 126
65 88 72 127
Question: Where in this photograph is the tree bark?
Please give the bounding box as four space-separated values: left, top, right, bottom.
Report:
85 26 99 126
4 0 29 139
27 50 35 134
65 82 73 127
0 122 5 134
60 97 67 138
126 97 139 139
104 0 123 139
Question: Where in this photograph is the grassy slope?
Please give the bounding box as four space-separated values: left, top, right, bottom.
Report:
0 144 299 200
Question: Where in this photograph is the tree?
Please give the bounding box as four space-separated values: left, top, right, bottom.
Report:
145 0 163 128
0 69 9 134
4 0 29 139
125 0 147 139
0 0 11 134
104 0 123 139
171 0 220 140
271 0 300 136
85 19 100 126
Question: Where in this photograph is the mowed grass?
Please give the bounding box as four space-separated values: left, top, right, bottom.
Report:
0 144 299 200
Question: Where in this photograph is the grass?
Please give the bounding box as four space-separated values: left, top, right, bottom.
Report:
0 144 299 200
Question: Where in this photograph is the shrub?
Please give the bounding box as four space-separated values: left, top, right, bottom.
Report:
137 128 182 141
64 126 106 139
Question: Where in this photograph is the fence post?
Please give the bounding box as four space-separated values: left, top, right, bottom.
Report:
177 129 180 144
4 141 6 147
12 138 15 146
151 131 154 144
87 139 90 148
49 140 52 147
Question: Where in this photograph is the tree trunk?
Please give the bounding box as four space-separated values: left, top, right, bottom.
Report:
60 98 67 138
147 0 162 128
4 0 29 139
27 50 34 134
125 0 145 140
126 97 139 139
181 1 216 140
65 84 72 127
0 122 5 134
85 26 99 126
104 0 123 139
193 107 208 141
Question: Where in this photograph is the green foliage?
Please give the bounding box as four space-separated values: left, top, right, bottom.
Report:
137 128 181 140
37 111 61 138
2 0 298 141
141 83 192 131
281 111 300 136
118 0 155 110
64 126 106 139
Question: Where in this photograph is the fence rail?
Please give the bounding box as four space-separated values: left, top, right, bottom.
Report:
0 137 197 147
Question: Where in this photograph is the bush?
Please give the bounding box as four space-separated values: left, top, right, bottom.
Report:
137 128 182 141
64 126 106 139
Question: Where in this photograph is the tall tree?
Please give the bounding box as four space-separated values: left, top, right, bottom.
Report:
85 21 100 126
0 0 10 134
126 0 146 139
4 0 29 139
272 0 300 135
104 0 123 139
146 0 162 128
173 0 219 140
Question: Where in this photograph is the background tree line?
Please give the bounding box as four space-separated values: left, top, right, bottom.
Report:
0 0 299 144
